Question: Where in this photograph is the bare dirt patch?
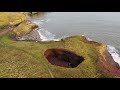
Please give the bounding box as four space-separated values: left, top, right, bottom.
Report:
44 48 84 68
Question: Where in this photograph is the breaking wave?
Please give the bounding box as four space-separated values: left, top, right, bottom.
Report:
86 37 93 41
83 36 120 66
107 45 120 66
83 36 120 67
33 19 51 25
37 28 60 41
33 19 60 41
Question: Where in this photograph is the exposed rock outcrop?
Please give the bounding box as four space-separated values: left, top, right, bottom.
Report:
96 45 120 77
11 21 38 40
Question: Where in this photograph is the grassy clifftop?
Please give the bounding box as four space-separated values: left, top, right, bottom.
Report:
0 12 119 78
0 12 27 27
0 35 117 78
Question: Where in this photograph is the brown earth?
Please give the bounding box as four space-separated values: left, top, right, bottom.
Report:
97 50 120 77
44 48 84 68
0 25 15 37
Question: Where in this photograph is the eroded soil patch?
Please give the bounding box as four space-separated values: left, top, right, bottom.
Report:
44 48 84 68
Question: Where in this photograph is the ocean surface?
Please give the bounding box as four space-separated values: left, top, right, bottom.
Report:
30 12 120 65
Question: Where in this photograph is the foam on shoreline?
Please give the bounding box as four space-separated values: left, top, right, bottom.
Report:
107 45 120 66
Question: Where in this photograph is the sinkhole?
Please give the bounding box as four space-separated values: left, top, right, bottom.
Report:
44 48 84 68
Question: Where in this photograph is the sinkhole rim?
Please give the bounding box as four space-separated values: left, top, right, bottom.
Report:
44 48 84 68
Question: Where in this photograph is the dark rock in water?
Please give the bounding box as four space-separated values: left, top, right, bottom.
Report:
44 48 84 68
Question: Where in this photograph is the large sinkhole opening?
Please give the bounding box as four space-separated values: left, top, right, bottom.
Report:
44 48 84 68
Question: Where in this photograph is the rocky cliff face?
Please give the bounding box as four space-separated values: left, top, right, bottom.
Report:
12 21 38 40
80 37 120 77
96 45 120 77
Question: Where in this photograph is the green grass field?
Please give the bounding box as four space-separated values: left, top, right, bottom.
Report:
0 35 109 78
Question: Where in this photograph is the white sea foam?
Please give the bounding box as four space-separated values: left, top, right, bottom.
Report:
82 34 93 41
107 45 120 66
84 36 120 66
40 19 51 23
37 28 60 41
33 19 60 41
86 37 93 41
33 18 51 25
33 21 44 25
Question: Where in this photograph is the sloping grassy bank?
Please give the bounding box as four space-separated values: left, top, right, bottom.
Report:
0 35 116 78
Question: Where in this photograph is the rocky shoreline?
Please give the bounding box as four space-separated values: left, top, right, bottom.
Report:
79 36 120 77
0 12 42 41
97 49 120 77
82 37 120 77
14 30 41 41
11 21 39 41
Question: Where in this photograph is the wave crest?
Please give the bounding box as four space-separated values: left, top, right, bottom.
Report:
107 45 120 66
37 28 60 41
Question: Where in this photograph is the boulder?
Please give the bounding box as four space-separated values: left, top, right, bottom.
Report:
12 21 38 40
